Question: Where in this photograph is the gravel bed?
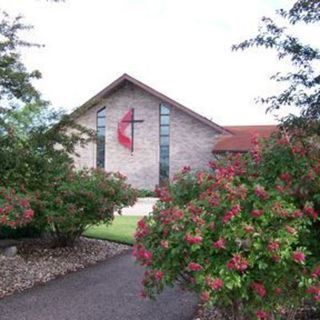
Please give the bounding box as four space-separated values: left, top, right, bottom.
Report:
194 304 320 320
0 237 130 299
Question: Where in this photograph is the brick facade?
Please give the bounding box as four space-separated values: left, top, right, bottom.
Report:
72 77 222 189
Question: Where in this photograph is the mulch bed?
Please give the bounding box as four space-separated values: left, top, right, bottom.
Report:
194 303 320 320
0 237 130 299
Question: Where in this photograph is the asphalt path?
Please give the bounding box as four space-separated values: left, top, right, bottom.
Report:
0 252 198 320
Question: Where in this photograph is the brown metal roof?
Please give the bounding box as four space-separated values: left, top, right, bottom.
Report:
213 125 277 153
70 73 231 135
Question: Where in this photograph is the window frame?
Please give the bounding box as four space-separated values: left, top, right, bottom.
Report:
159 103 170 184
96 106 106 169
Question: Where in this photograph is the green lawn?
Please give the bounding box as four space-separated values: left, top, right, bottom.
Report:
84 216 142 245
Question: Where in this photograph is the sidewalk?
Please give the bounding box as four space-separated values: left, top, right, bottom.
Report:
120 197 158 216
0 252 198 320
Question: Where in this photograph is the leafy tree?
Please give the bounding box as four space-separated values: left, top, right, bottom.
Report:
135 136 320 319
33 169 137 247
0 5 95 239
0 7 93 191
233 0 320 136
0 11 42 112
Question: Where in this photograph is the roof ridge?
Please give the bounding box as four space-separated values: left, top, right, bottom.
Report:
70 73 232 135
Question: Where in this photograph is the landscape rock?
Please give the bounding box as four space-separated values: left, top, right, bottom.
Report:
0 237 129 299
3 246 18 257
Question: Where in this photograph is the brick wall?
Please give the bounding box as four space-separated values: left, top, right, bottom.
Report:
73 81 221 189
170 107 220 177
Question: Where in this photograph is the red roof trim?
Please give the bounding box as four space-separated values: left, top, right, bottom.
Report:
213 125 277 153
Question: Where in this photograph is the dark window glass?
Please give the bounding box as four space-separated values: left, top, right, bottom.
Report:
96 107 106 168
160 135 169 146
160 163 169 179
160 145 169 157
159 103 170 183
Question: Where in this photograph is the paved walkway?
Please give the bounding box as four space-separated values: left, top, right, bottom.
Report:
120 197 158 216
0 252 197 320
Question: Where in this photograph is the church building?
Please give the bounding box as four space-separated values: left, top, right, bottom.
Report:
70 74 275 189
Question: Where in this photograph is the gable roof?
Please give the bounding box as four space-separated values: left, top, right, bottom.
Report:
213 125 277 153
70 73 231 135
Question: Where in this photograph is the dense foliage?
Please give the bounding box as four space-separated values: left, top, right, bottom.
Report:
0 188 34 230
134 134 320 319
0 11 41 112
233 0 320 136
32 169 137 247
0 8 136 247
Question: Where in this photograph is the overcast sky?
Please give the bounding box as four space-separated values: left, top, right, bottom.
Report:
0 0 311 125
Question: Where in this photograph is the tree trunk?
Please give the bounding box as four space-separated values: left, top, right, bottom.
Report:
232 299 244 320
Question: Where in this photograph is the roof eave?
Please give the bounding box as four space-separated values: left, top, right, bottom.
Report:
70 73 232 135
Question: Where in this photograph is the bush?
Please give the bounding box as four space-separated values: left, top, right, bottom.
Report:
137 189 157 198
134 135 320 319
0 187 34 231
33 168 137 247
0 225 42 240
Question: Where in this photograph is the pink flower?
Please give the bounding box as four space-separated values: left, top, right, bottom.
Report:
272 254 281 263
8 220 16 228
254 185 269 200
160 240 169 249
256 310 268 320
213 238 226 250
23 209 34 220
304 206 318 221
280 172 292 183
222 204 241 224
307 286 320 301
267 240 280 252
251 282 266 297
243 225 254 233
274 287 282 295
285 225 296 234
251 135 262 163
181 166 191 174
172 208 184 220
293 251 305 263
209 222 216 231
200 291 210 302
312 266 320 278
155 271 164 281
191 216 205 226
251 209 263 218
185 234 203 245
135 218 149 240
292 210 303 218
133 245 153 266
188 262 203 271
188 203 202 216
210 278 224 290
227 254 248 272
19 199 30 208
275 185 285 194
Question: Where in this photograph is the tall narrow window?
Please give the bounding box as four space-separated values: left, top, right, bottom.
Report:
159 103 170 183
96 107 106 168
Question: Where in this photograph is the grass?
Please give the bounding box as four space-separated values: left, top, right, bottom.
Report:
84 216 142 245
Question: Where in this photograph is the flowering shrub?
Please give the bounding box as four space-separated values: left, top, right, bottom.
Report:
32 168 137 247
0 188 34 229
134 134 320 319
